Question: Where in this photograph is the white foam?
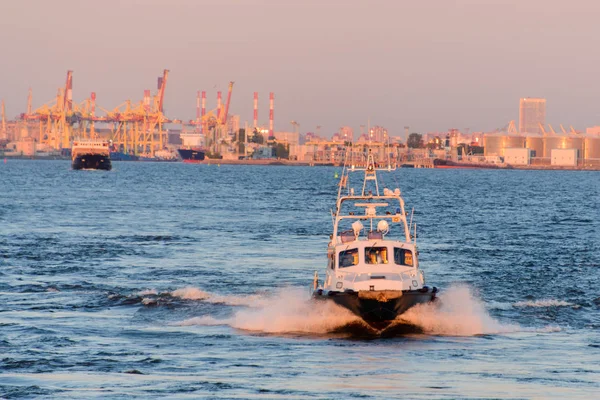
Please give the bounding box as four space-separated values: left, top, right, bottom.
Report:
137 289 157 296
399 285 521 336
514 299 574 308
205 293 271 308
169 287 269 307
171 287 209 300
176 285 562 337
179 287 359 334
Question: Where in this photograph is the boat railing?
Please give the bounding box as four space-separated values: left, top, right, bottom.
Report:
343 272 416 285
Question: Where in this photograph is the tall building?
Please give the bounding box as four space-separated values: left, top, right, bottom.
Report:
519 98 546 134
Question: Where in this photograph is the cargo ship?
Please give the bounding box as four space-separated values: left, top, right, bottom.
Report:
71 139 112 170
178 148 206 163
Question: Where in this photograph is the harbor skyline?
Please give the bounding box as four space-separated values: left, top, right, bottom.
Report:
2 0 600 137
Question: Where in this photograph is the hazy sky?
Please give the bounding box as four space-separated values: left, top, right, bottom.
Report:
3 0 600 137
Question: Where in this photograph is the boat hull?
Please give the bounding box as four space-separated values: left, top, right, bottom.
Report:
72 153 112 170
178 148 205 162
313 287 437 328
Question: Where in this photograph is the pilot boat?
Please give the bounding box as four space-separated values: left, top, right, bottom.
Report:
312 152 437 328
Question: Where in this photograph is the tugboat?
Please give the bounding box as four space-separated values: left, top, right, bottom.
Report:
312 152 437 328
71 139 112 170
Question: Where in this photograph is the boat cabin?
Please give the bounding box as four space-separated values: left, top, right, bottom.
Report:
331 242 416 270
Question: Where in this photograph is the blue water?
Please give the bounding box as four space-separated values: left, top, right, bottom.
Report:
1 160 599 399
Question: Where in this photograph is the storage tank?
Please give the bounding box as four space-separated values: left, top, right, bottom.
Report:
563 136 585 158
584 136 600 159
483 134 504 157
544 135 584 158
525 134 544 158
543 136 564 158
503 135 525 150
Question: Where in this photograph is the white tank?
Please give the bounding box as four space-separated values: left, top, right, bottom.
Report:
543 136 564 158
584 136 600 159
525 135 544 158
504 135 525 150
483 134 503 157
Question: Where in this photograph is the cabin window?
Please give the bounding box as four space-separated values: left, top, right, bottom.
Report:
339 249 359 268
394 248 413 266
365 247 388 264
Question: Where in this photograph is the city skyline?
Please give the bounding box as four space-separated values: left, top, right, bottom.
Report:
2 0 600 137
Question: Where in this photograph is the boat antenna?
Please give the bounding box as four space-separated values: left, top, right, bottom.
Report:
408 207 415 235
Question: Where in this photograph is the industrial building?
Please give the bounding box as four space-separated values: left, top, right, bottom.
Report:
519 98 546 134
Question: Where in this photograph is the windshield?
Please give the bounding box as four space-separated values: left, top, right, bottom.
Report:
394 248 413 266
365 247 389 264
339 248 359 268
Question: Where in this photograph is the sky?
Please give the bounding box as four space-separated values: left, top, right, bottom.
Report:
2 0 600 138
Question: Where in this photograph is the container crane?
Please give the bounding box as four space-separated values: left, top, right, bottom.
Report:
538 122 547 136
547 124 557 135
221 81 234 125
64 70 73 112
156 69 169 113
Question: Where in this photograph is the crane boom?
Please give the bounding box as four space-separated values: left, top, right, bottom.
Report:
221 81 234 125
157 69 169 113
64 70 73 112
559 124 567 134
538 122 547 136
27 88 32 116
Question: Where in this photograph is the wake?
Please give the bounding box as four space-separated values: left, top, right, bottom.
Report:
168 285 560 337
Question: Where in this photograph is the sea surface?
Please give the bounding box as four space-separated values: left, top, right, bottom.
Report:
1 160 599 399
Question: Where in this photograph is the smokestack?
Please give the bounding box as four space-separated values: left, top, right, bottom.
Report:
201 91 206 134
253 92 258 128
269 92 274 139
217 91 222 120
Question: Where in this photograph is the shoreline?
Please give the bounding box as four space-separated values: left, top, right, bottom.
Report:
3 156 599 170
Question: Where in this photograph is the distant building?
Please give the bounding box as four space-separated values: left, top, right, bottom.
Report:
368 126 388 143
339 126 353 142
586 126 600 136
273 131 300 158
519 98 546 134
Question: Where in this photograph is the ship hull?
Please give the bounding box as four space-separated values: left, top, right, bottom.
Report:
178 148 205 162
72 153 112 170
313 287 437 328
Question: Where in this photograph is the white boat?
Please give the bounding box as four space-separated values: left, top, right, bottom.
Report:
71 139 111 170
312 152 437 328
